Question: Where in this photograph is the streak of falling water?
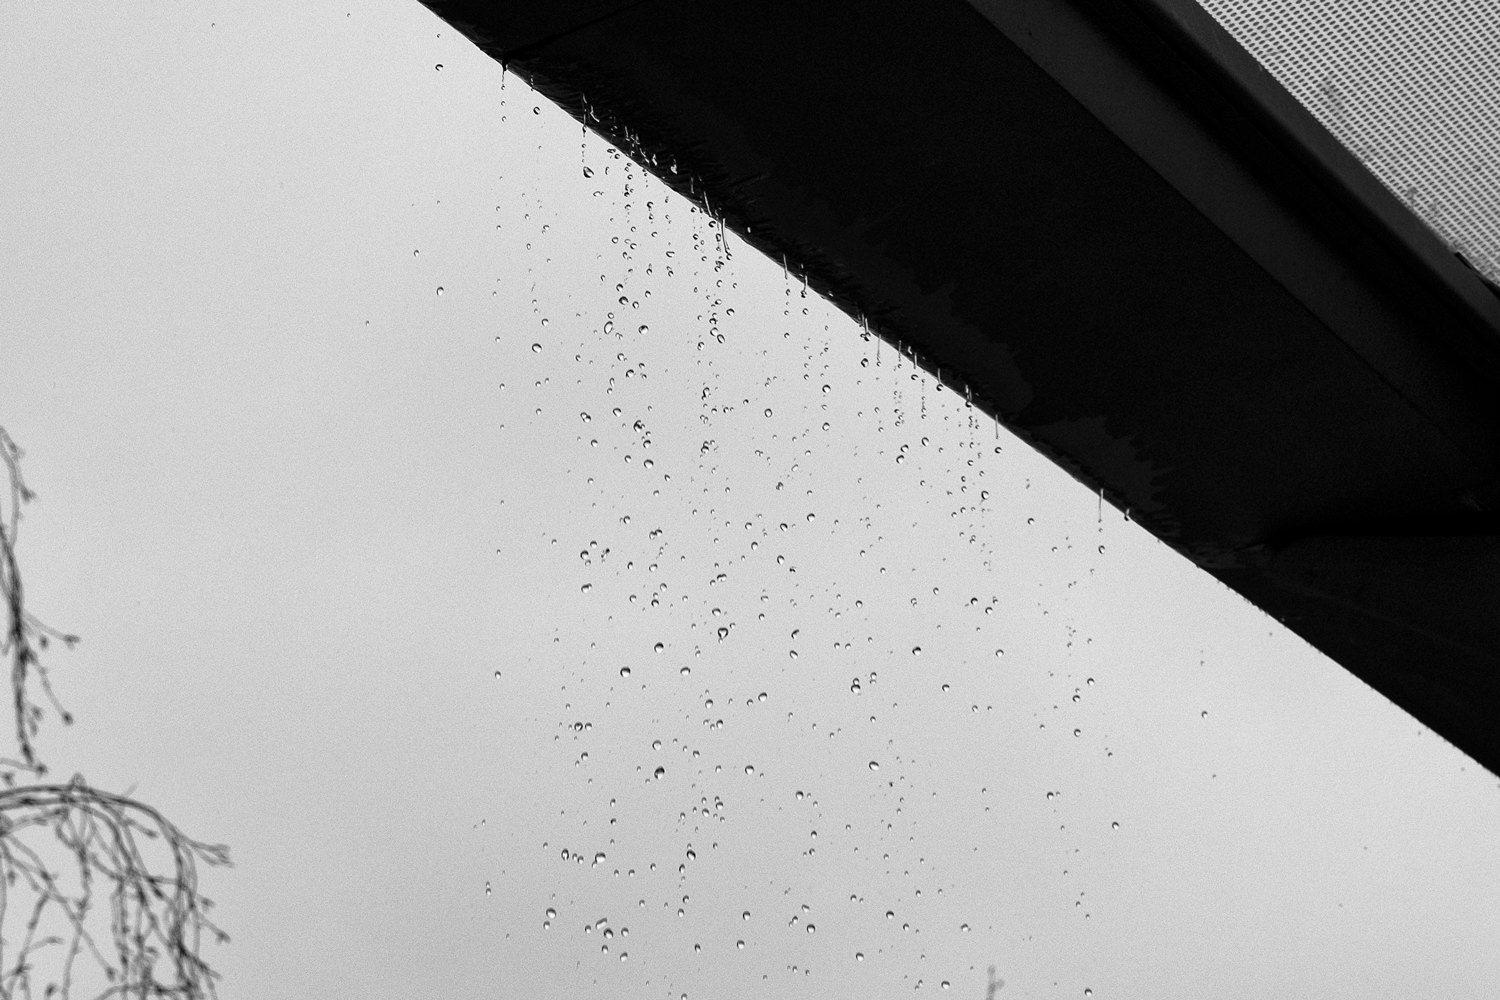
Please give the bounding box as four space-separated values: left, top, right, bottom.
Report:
462 59 1426 1000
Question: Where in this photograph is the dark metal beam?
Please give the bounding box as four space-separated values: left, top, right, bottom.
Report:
422 0 1500 773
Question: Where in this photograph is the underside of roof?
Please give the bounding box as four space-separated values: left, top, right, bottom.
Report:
420 0 1500 774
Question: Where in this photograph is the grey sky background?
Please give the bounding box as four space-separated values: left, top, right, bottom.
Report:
2 3 1498 997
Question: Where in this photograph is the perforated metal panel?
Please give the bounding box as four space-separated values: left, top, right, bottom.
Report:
1196 0 1500 284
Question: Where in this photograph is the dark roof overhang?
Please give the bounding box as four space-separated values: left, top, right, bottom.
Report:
421 0 1500 774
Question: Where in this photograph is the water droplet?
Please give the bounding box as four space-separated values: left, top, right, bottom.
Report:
911 646 921 656
742 910 751 920
1111 821 1119 830
654 642 664 653
806 924 816 934
434 63 443 71
868 761 879 771
484 881 491 895
764 408 773 418
856 952 865 961
744 764 755 775
531 343 542 353
1201 710 1209 719
653 766 665 779
546 908 557 918
736 940 745 950
583 165 594 178
435 286 445 296
619 666 631 677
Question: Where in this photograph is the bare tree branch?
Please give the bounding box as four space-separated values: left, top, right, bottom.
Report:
0 429 229 999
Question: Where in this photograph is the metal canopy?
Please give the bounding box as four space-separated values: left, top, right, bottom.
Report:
421 0 1500 774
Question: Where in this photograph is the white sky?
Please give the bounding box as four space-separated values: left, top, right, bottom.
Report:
2 3 1498 998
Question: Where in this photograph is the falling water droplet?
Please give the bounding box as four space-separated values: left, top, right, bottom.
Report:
868 761 879 771
531 343 542 353
435 286 445 296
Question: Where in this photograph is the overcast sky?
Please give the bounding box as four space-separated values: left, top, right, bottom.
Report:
3 3 1499 998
